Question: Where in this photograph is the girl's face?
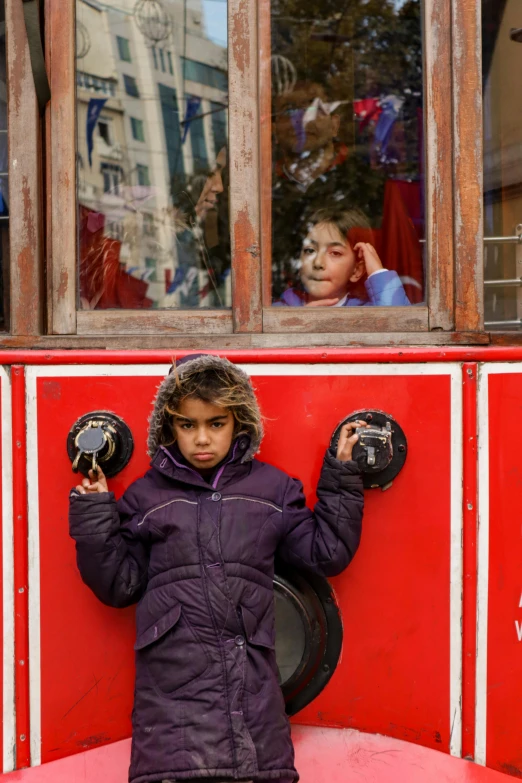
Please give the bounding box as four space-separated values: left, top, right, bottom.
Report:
300 221 364 301
173 397 235 472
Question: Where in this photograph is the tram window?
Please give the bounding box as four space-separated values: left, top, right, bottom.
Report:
76 0 230 312
267 0 425 310
483 2 522 330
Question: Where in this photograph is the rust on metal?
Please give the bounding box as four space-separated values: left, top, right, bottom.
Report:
48 0 77 334
233 208 262 332
6 0 43 336
259 0 272 307
228 0 262 332
230 0 250 73
425 0 454 330
452 0 484 331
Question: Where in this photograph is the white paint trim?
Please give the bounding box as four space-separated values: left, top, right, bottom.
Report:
242 363 459 377
449 366 463 758
25 368 41 767
1 367 14 772
25 365 171 379
475 365 491 766
28 363 458 380
25 362 463 762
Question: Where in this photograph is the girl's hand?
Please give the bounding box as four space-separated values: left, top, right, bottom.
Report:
336 420 368 462
354 242 384 277
75 466 109 494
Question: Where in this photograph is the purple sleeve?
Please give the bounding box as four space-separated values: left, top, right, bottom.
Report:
365 270 411 306
68 485 149 608
277 449 364 576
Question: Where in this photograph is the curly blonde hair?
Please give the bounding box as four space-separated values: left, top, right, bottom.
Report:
159 362 262 450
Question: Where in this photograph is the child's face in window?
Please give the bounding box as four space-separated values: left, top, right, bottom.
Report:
300 221 364 302
173 397 235 472
195 147 227 221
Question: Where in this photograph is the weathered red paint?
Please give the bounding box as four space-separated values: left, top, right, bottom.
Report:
0 347 521 365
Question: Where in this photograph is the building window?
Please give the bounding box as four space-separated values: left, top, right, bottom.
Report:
101 164 123 195
98 119 112 146
106 220 124 240
116 36 131 62
158 83 184 178
131 117 145 142
167 51 174 75
186 94 208 171
136 164 150 186
181 58 228 91
159 49 166 72
143 212 156 237
123 74 140 98
211 102 227 156
152 47 158 69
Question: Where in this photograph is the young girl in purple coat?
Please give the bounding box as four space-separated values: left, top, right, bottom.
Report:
69 354 365 783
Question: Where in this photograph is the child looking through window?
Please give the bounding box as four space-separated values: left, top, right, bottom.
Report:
275 207 411 307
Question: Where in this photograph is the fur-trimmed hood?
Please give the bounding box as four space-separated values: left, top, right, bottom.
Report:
147 353 263 461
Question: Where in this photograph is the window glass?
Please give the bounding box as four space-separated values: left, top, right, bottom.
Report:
76 0 230 311
269 0 425 309
116 35 131 62
123 73 140 98
483 1 522 329
137 164 150 186
130 116 145 141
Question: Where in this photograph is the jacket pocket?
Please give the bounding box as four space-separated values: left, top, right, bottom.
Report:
135 598 210 695
240 604 275 650
240 604 277 696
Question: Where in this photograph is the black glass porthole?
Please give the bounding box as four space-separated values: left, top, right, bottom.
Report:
274 563 343 716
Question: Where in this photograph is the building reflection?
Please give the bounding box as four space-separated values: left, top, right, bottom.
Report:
76 0 230 310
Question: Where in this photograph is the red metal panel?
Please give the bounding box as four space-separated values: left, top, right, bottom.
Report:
0 727 515 783
2 347 522 365
34 369 455 762
254 372 453 750
36 376 158 763
485 373 522 776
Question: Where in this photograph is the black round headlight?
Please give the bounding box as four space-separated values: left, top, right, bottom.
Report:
274 564 343 716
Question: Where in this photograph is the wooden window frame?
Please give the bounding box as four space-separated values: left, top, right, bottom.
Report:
4 0 489 347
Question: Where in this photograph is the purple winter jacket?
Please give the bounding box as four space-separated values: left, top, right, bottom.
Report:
68 355 364 783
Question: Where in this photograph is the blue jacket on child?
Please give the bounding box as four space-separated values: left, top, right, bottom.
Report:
276 269 410 307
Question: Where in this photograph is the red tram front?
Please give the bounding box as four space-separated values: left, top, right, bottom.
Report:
0 0 520 780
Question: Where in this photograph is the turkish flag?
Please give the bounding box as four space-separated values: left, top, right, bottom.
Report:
79 206 153 309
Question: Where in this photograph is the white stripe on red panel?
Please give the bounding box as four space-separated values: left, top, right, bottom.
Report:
1 366 14 772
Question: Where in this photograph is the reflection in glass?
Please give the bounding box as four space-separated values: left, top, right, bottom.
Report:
483 1 522 329
76 0 229 310
270 0 425 307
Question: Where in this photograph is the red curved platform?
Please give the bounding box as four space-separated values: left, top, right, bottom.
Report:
0 727 512 782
